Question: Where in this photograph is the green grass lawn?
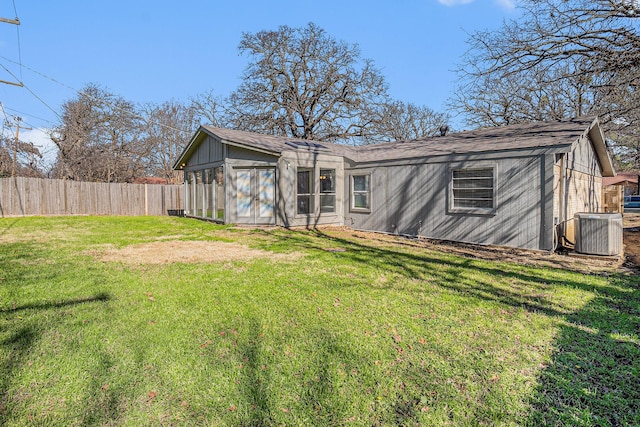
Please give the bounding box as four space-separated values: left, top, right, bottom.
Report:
1 216 638 426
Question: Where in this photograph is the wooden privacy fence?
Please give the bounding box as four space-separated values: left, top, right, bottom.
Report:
0 177 184 217
603 185 623 213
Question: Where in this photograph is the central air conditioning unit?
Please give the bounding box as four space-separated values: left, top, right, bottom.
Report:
574 212 623 256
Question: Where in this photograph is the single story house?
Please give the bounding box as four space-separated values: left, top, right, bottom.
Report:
174 116 614 251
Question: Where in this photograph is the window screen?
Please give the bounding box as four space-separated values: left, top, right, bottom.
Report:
452 168 494 210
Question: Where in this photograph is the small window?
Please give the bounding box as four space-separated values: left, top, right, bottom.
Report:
215 166 224 220
319 169 336 213
205 168 214 219
451 167 495 212
185 172 194 216
195 171 204 217
297 169 313 214
351 174 371 212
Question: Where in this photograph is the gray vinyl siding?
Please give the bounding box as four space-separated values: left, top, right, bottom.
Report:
346 155 554 250
227 145 280 163
184 135 224 168
175 120 610 251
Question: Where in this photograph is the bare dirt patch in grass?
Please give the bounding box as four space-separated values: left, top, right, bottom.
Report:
91 240 294 265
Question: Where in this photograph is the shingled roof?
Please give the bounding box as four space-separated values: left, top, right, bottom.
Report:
175 117 614 176
201 126 358 159
353 117 598 163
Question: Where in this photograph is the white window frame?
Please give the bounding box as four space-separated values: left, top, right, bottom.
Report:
350 174 371 213
449 166 497 214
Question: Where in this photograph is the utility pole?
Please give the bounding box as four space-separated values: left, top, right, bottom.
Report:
11 116 32 177
0 14 23 87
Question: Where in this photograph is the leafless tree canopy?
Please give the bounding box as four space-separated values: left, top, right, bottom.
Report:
466 1 640 78
0 132 43 178
454 0 640 123
189 89 226 128
50 84 146 182
36 24 450 181
453 0 640 168
452 61 600 127
49 85 201 183
371 101 450 142
227 23 389 144
141 101 199 183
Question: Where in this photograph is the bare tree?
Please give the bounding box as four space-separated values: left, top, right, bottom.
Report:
189 89 225 127
50 84 146 182
461 1 640 89
0 124 44 178
226 22 389 144
454 0 640 168
141 101 198 183
452 62 598 128
370 101 450 142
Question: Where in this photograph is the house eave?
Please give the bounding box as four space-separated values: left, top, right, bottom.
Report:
346 144 574 168
586 118 615 177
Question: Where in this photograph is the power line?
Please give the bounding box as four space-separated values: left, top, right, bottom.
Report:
0 63 60 118
1 105 55 125
0 102 11 132
11 0 22 79
0 58 196 135
0 54 76 92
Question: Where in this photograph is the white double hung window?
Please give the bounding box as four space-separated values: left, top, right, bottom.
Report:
350 174 371 212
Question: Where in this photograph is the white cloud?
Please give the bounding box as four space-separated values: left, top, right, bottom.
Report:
437 0 474 5
437 0 516 9
495 0 516 10
18 128 58 169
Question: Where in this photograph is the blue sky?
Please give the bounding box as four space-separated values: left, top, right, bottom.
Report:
0 0 519 158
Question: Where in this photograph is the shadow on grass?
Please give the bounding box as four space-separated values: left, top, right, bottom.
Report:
255 228 621 316
0 292 111 313
1 241 114 423
253 228 640 425
81 351 137 426
0 218 21 236
234 319 364 425
237 317 274 426
526 275 640 426
0 291 113 423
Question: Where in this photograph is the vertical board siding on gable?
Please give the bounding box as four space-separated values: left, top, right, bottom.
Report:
187 135 224 167
346 156 546 250
568 135 603 177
